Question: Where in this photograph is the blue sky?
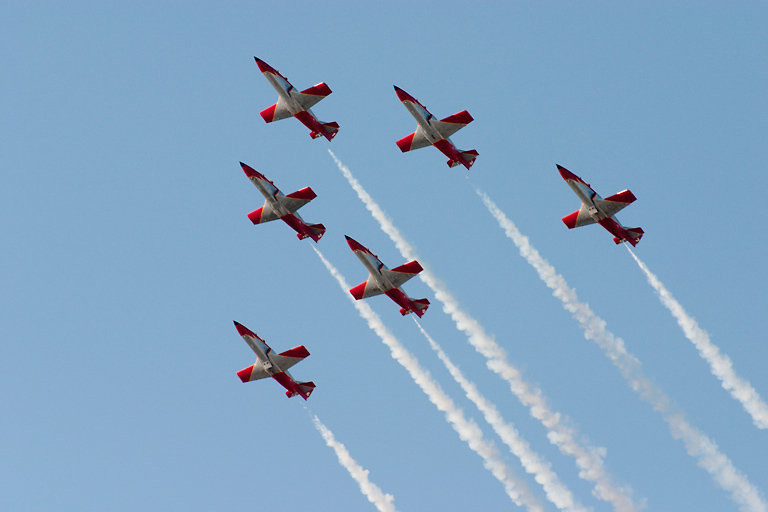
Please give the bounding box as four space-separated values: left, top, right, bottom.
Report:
2 2 767 511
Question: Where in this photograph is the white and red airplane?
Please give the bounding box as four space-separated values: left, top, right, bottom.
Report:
234 321 316 400
558 164 644 247
345 235 430 317
241 162 326 243
394 86 478 170
254 57 339 141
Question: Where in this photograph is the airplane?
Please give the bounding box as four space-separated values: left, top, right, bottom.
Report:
345 235 430 317
241 162 326 242
394 86 478 170
558 164 644 247
254 57 339 141
233 321 316 400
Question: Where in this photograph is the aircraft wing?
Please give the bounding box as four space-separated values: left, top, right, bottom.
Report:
594 190 636 218
396 125 432 152
270 345 310 372
275 187 317 214
349 275 388 299
293 83 332 111
237 362 271 382
432 110 474 139
562 203 600 228
381 260 423 288
261 96 294 123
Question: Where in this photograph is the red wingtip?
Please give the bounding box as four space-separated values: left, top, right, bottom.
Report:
237 365 254 383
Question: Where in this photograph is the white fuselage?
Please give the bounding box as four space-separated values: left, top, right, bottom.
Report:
250 176 306 223
566 179 602 219
402 101 445 144
264 72 313 118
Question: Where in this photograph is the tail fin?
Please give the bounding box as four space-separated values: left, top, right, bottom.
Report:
296 223 326 242
400 298 430 317
448 149 479 169
614 227 644 246
298 381 316 400
322 122 339 140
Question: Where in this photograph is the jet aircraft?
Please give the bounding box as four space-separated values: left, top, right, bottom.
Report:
234 321 316 400
394 86 478 170
241 162 326 242
558 164 644 246
345 235 430 317
254 57 339 141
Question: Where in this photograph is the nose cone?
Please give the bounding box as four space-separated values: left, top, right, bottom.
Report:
240 162 265 180
234 321 257 338
556 164 580 182
393 85 416 104
254 57 276 74
344 235 366 253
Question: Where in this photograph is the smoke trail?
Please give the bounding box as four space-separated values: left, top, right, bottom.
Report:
626 246 768 430
478 189 767 512
328 149 638 512
413 318 589 512
311 245 545 512
311 414 399 512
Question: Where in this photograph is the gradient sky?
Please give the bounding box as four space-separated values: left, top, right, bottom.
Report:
2 2 767 511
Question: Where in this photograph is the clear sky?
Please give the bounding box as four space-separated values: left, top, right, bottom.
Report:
2 2 767 511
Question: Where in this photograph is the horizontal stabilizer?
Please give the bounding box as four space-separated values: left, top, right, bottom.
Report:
460 149 479 168
307 223 326 242
399 298 430 317
613 227 644 246
298 381 316 400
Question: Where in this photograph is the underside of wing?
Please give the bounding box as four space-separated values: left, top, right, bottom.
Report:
396 125 432 152
349 276 388 299
237 361 271 382
276 187 317 214
382 260 423 288
594 190 636 218
270 345 310 372
260 96 294 123
294 82 332 111
433 110 473 139
562 203 599 228
247 202 282 224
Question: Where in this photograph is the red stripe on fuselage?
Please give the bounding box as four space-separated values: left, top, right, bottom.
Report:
271 372 301 397
433 139 462 162
282 213 311 239
385 288 417 316
598 217 631 244
294 110 324 134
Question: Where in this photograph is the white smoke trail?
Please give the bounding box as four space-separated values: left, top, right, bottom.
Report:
328 149 638 512
311 245 545 512
311 414 399 512
413 317 590 512
478 189 767 512
626 246 768 430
